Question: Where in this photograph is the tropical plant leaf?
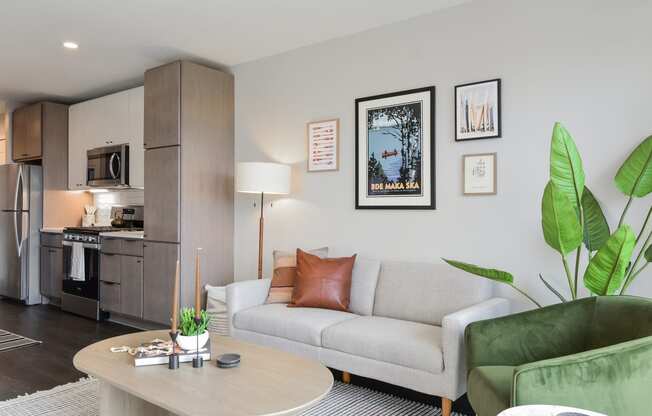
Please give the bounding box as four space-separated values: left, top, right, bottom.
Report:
442 259 513 284
542 181 583 255
538 274 567 302
645 244 652 263
584 225 636 295
614 135 652 197
550 122 585 213
582 187 611 251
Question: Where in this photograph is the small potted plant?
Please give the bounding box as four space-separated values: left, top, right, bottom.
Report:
176 307 210 351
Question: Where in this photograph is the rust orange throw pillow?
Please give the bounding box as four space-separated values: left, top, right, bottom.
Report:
289 249 356 311
267 247 328 304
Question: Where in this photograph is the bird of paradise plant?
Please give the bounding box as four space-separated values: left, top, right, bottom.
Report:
444 123 652 307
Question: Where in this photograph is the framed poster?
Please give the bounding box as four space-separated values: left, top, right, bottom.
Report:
463 153 497 195
455 79 501 141
355 86 435 209
307 119 339 172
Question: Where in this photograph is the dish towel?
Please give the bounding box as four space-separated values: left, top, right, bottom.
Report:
70 242 86 281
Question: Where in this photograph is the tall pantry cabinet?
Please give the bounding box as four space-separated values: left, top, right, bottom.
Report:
143 61 234 325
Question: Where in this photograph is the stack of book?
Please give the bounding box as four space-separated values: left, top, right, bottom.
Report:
133 338 211 367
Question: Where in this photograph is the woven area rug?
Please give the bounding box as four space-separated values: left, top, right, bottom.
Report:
0 378 468 416
0 330 41 352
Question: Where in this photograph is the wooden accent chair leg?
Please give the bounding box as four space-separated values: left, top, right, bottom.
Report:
441 397 452 416
342 371 351 384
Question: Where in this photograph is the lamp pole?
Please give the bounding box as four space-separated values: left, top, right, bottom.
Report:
258 192 264 279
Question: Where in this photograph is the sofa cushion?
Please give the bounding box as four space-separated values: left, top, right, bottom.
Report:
467 366 514 416
233 303 358 347
349 257 381 316
322 316 444 374
373 261 492 325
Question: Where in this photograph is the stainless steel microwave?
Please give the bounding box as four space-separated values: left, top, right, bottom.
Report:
87 144 129 188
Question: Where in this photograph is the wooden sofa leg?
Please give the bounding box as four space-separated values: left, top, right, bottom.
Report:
441 397 452 416
342 371 351 384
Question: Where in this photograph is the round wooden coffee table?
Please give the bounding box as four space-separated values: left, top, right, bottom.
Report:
74 330 333 416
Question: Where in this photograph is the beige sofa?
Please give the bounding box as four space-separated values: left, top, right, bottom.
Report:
226 259 509 415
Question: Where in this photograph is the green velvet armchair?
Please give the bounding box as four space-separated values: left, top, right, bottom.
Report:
465 296 652 416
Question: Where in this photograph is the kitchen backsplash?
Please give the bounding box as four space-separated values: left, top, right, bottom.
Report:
94 189 144 211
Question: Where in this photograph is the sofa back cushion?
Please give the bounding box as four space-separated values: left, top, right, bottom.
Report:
349 257 381 316
373 261 492 325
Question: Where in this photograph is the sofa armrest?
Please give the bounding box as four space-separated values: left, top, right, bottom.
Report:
226 279 271 332
441 297 510 398
465 298 595 371
513 336 652 415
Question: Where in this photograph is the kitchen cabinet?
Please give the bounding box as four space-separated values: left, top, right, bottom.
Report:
120 256 143 318
12 103 42 161
143 61 234 315
143 241 178 324
144 61 180 149
40 233 63 300
13 102 68 164
100 282 120 313
144 146 179 242
68 87 144 190
128 87 145 188
99 239 144 319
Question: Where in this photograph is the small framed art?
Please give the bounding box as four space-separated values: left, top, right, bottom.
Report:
463 153 497 195
455 79 501 141
307 119 339 172
355 86 435 209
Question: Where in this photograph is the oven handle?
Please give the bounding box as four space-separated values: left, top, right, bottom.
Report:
62 241 101 250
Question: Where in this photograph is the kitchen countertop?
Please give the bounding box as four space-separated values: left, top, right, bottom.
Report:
41 227 65 234
100 231 144 240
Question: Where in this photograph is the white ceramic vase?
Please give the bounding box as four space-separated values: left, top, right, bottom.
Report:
176 331 209 352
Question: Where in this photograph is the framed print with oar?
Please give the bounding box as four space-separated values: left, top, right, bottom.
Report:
355 86 435 209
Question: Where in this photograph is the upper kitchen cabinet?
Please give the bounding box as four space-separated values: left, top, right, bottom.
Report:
12 102 68 162
128 87 145 188
68 87 144 190
144 61 181 149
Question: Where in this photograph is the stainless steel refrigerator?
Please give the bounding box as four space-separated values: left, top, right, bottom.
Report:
0 164 42 305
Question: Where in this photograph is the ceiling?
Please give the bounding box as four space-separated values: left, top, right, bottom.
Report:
0 0 466 106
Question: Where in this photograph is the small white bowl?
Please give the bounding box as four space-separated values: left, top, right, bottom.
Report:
176 331 209 352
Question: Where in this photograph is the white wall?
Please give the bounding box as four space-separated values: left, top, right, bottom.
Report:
233 0 652 310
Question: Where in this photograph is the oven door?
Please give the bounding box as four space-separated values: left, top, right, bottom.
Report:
87 144 129 187
62 241 100 300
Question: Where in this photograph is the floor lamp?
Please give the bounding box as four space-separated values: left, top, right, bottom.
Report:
236 162 291 279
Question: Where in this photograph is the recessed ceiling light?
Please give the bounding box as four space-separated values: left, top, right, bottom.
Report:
62 41 79 50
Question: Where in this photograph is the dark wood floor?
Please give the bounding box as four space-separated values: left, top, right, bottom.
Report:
0 298 474 414
0 298 134 401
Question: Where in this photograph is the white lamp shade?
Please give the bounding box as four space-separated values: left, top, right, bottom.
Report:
236 162 291 194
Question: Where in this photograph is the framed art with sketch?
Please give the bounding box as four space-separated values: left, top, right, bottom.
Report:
355 86 435 209
455 79 501 141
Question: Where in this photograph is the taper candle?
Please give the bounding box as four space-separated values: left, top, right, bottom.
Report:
194 248 202 319
171 260 180 332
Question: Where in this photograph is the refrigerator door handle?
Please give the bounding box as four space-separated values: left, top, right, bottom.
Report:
14 210 22 257
13 165 25 257
14 165 22 212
